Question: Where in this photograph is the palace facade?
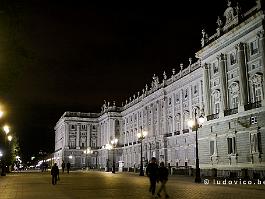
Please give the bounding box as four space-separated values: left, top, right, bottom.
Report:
54 1 265 178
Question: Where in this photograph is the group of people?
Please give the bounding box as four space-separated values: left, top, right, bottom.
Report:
51 157 169 198
51 161 71 185
146 157 170 198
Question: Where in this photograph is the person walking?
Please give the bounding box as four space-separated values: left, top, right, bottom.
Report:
156 162 169 198
146 157 159 197
66 162 71 174
51 163 59 185
61 161 65 173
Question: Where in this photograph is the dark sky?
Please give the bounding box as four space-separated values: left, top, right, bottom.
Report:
0 0 255 161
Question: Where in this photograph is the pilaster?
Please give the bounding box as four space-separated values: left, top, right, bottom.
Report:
236 42 248 111
76 124 80 149
218 53 228 116
65 123 69 149
257 31 265 106
203 64 211 115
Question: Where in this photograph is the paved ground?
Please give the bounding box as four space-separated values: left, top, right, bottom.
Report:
0 171 265 199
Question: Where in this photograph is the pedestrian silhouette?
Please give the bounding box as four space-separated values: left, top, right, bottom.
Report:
61 161 65 173
66 162 71 174
146 157 159 196
51 163 59 185
157 162 169 198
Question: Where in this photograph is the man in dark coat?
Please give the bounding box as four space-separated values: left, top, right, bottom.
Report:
66 162 71 174
146 157 158 196
157 162 169 198
51 163 59 185
61 161 65 173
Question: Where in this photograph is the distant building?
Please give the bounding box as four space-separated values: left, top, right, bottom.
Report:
54 1 265 178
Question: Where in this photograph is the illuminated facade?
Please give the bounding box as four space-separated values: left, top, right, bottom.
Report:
54 1 265 177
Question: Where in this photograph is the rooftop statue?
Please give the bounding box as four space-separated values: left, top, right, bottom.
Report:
224 0 234 25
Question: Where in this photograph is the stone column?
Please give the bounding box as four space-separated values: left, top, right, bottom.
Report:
124 119 127 146
199 79 203 110
258 30 265 106
157 101 161 136
172 94 175 133
218 54 228 116
189 85 193 118
163 97 168 135
203 64 211 116
65 123 69 149
180 90 184 132
87 124 90 148
76 124 80 149
236 42 249 111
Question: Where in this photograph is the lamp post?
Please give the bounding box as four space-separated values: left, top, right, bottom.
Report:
110 138 118 174
84 148 93 170
187 109 205 183
137 130 148 176
1 124 11 176
94 151 98 169
105 144 112 172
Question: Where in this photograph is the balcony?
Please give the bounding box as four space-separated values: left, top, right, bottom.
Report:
244 101 262 111
207 113 219 121
164 133 173 137
224 108 238 116
182 129 189 134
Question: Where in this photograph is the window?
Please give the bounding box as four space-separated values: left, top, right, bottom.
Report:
227 137 236 154
255 85 262 102
213 62 218 74
194 85 198 94
214 103 220 114
210 141 215 155
69 139 76 149
81 125 86 130
168 97 172 105
250 116 257 124
230 53 236 65
71 125 75 130
250 40 258 55
232 96 238 109
251 74 263 103
212 90 220 114
250 132 262 153
184 89 188 99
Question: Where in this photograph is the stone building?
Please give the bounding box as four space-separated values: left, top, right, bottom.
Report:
54 1 265 178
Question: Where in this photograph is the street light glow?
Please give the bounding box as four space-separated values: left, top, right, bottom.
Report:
7 135 13 141
187 119 195 128
198 115 205 125
0 110 3 118
3 125 10 134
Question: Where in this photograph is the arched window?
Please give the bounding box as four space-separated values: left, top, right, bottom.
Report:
250 73 263 102
212 90 221 114
228 82 239 109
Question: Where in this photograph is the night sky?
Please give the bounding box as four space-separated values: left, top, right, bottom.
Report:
0 0 255 161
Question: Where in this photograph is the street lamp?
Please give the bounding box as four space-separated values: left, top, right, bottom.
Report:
187 108 205 183
137 130 148 176
84 148 93 170
110 138 118 174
